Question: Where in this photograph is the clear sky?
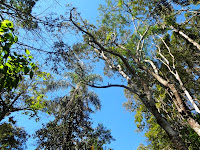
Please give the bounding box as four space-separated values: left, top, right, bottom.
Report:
14 0 147 149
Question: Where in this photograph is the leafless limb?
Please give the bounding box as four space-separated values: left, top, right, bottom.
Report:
70 8 136 76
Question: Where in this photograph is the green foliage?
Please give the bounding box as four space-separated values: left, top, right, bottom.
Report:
137 143 151 150
0 121 28 150
0 20 52 122
0 0 39 29
85 123 115 149
35 70 114 149
117 0 123 7
0 20 35 91
0 63 51 120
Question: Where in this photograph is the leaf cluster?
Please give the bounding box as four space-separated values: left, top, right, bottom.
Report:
0 20 35 91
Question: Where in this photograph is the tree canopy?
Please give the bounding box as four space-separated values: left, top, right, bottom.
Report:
64 0 200 149
0 0 200 149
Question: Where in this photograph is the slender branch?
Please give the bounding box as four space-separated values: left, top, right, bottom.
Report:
170 25 200 51
136 26 150 59
123 3 141 37
144 59 159 74
70 8 136 76
114 42 139 64
9 107 33 113
87 83 138 93
1 2 45 24
151 35 170 65
17 41 71 56
181 13 198 26
93 48 132 84
8 91 24 112
157 34 175 69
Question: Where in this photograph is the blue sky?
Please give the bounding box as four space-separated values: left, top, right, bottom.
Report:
14 0 147 149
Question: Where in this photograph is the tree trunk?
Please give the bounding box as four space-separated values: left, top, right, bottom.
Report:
138 93 188 150
170 25 200 52
150 71 200 136
168 84 200 136
0 112 6 122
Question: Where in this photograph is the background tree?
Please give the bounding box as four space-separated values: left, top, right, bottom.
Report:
0 0 39 29
35 64 114 149
0 1 116 149
0 122 28 150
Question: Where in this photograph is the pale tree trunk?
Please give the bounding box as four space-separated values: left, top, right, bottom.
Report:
139 82 188 150
139 94 188 150
170 26 200 52
92 45 188 150
150 71 200 136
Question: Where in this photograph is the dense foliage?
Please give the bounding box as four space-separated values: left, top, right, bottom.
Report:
35 67 115 149
1 0 200 149
62 0 200 149
0 1 115 149
0 122 27 150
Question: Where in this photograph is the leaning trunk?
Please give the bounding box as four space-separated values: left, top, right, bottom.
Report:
138 93 188 150
168 84 200 136
150 71 200 136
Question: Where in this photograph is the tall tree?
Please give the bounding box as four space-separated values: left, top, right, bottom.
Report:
35 65 114 149
53 0 200 149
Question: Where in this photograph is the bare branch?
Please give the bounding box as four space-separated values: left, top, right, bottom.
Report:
87 83 139 94
144 59 158 74
136 26 150 59
158 34 175 69
93 48 131 83
151 35 170 65
181 13 198 26
70 8 136 76
8 91 24 111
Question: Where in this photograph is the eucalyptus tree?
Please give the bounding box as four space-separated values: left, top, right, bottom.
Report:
55 0 200 149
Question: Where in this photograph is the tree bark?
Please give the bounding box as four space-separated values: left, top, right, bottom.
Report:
170 26 200 52
147 71 200 136
138 93 188 150
0 111 7 122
